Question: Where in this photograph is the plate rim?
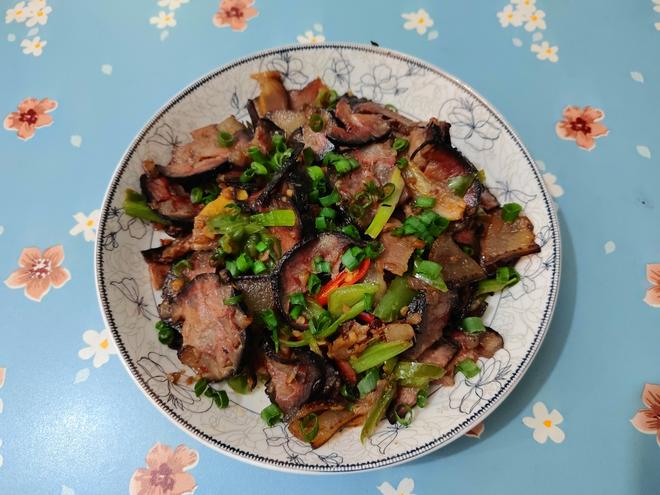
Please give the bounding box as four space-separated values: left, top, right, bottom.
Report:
95 42 562 474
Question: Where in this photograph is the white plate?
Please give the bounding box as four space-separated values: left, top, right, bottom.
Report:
95 43 560 473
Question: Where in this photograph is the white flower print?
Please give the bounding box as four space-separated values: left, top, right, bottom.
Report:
512 0 536 14
27 0 48 9
497 4 524 28
149 10 176 29
25 4 51 27
78 328 117 368
524 9 546 31
523 401 565 444
69 209 101 242
157 0 189 10
531 41 559 62
297 30 325 44
402 8 434 35
5 2 30 23
543 173 563 198
654 0 660 13
378 478 415 495
20 36 46 56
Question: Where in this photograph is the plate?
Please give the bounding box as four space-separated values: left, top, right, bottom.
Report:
95 43 560 473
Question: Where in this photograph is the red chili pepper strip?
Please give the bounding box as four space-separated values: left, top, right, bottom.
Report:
358 312 375 324
343 258 371 285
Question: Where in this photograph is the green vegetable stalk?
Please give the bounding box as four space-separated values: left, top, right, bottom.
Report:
360 381 397 443
373 277 417 322
123 189 171 225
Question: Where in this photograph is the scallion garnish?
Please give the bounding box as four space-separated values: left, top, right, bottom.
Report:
194 378 209 397
384 103 397 112
190 187 204 204
235 253 253 273
307 165 324 182
340 383 359 401
307 273 322 295
461 245 474 256
315 216 329 231
363 292 374 311
462 316 486 334
123 189 171 225
416 387 429 408
250 161 269 176
365 241 383 260
447 174 475 197
223 294 243 306
247 146 268 163
227 374 249 394
172 259 191 276
393 210 449 244
299 413 320 442
319 189 340 207
217 131 234 147
225 259 238 277
320 207 337 219
415 196 436 209
456 358 481 379
261 403 283 426
255 240 269 253
289 305 303 320
475 266 520 295
396 157 408 169
341 224 360 240
393 404 413 427
413 258 448 291
289 292 306 307
341 246 366 271
309 113 324 132
155 320 176 346
260 309 280 352
252 260 267 275
502 203 523 222
392 137 409 152
312 256 331 274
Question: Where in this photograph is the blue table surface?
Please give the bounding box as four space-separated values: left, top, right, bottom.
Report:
2 0 660 493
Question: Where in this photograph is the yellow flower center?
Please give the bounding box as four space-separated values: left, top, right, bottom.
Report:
507 13 513 19
86 219 95 227
100 339 109 349
35 42 41 48
418 18 425 24
37 10 44 16
16 9 23 15
543 419 552 427
545 48 553 54
531 15 538 21
165 15 171 20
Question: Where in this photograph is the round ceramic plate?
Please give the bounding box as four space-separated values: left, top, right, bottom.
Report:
95 43 560 473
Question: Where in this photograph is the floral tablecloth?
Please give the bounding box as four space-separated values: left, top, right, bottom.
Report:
2 1 659 493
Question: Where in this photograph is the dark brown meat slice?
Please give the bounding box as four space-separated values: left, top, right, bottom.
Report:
404 289 456 360
419 337 459 369
480 187 500 212
378 222 423 276
440 330 481 386
143 257 170 290
333 141 397 228
170 274 251 380
288 401 355 448
477 328 504 358
326 98 390 145
289 78 327 110
251 71 290 116
233 275 276 316
140 169 202 223
159 118 250 178
142 236 195 289
265 352 322 416
353 101 416 130
277 233 352 316
395 386 419 407
480 210 540 270
428 233 486 288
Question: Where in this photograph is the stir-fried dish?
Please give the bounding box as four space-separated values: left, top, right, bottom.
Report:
125 71 541 448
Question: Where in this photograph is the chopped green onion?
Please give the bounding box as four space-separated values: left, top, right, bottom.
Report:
223 294 243 305
502 203 523 222
373 276 417 322
340 383 359 401
333 159 353 174
190 187 204 204
299 413 320 442
394 404 413 426
313 256 331 274
309 113 324 132
123 189 171 225
461 245 474 256
365 241 383 260
247 146 268 163
364 168 405 239
289 292 306 307
351 340 413 374
456 358 481 379
384 103 397 112
475 266 520 295
194 379 209 397
315 216 328 231
360 381 396 443
396 157 408 169
319 189 340 207
341 224 361 240
307 165 325 182
363 292 374 311
303 147 315 166
255 240 269 253
240 168 256 183
225 259 238 277
393 210 449 244
155 320 175 346
417 387 429 408
315 88 339 108
217 131 234 147
415 196 436 209
462 316 486 334
413 258 448 292
261 403 283 426
341 246 366 271
236 253 253 273
228 374 249 394
289 305 303 320
307 273 322 295
251 209 296 227
250 161 269 176
447 174 475 197
252 260 267 275
392 137 409 152
271 133 285 151
315 299 366 339
357 368 380 397
172 259 191 276
261 309 280 352
320 207 336 219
